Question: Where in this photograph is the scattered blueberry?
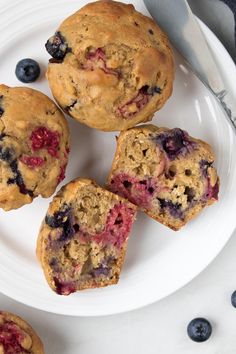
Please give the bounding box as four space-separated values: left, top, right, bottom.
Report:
187 318 212 343
45 31 70 60
231 290 236 308
15 58 40 83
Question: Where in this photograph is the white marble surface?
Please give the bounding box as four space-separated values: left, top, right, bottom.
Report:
1 230 236 353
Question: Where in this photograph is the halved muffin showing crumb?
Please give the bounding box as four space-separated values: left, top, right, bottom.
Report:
107 124 219 231
37 178 137 295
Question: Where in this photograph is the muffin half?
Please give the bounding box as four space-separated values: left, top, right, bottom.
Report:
37 178 137 295
107 125 219 230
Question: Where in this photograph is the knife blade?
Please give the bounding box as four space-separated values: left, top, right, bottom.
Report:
143 0 236 130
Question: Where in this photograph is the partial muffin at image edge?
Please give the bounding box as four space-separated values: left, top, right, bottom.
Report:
0 311 44 353
106 124 219 230
37 178 137 295
45 0 174 131
0 85 70 211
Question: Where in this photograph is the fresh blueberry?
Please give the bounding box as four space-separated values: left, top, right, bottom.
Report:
231 290 236 308
15 58 40 83
187 318 212 343
45 31 70 60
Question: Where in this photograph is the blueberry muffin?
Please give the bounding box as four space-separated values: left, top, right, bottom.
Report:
45 0 174 131
107 125 219 230
0 85 70 211
37 178 137 295
0 311 44 353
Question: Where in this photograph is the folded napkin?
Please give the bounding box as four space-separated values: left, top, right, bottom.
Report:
188 0 236 62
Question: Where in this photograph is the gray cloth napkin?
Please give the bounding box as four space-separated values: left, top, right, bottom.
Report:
188 0 236 62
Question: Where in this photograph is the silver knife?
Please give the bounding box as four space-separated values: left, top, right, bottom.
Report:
143 0 236 130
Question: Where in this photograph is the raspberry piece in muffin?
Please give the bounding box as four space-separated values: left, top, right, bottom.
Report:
0 311 44 354
0 85 70 211
45 1 174 131
107 124 219 231
30 127 60 157
37 178 137 295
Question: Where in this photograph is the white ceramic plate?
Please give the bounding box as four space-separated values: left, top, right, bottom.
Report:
0 0 236 317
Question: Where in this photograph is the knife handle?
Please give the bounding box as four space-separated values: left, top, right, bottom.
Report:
214 89 236 131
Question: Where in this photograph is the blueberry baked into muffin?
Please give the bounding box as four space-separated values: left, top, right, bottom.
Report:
107 125 219 230
0 311 44 354
45 0 174 131
37 178 137 295
0 85 70 211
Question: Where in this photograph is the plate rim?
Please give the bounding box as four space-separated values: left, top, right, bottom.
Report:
0 3 236 316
